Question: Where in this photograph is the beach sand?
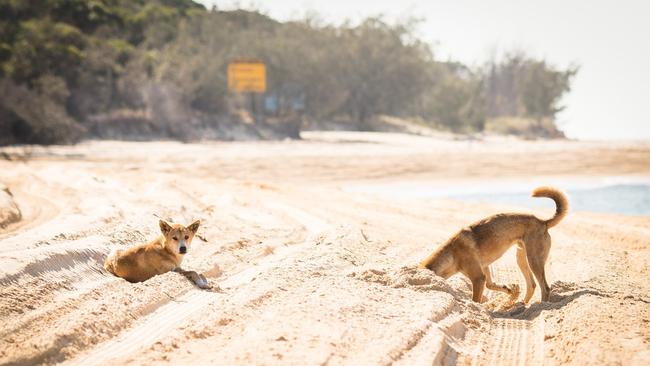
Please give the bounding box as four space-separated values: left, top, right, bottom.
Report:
1 132 649 365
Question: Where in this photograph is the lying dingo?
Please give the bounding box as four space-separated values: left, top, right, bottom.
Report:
104 219 211 289
419 186 568 303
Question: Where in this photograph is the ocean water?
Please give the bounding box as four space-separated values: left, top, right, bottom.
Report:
451 184 650 216
347 180 650 216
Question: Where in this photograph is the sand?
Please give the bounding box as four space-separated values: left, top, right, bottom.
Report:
0 182 21 229
0 132 649 365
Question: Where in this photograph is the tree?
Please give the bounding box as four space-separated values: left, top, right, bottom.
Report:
484 52 579 121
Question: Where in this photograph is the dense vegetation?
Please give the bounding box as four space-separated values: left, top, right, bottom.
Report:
0 0 578 145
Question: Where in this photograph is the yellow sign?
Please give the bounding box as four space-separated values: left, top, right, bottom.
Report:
228 61 266 93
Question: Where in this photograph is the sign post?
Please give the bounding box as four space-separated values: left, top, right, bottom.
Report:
228 60 266 123
227 60 266 93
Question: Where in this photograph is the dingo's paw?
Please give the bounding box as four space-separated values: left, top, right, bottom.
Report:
507 283 520 297
195 274 211 289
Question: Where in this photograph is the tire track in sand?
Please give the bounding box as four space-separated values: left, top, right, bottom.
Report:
370 247 546 366
456 317 545 366
0 246 108 338
64 202 331 366
0 180 60 243
390 303 468 366
0 191 301 365
456 251 546 366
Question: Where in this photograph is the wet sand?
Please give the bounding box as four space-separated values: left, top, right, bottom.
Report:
1 132 649 365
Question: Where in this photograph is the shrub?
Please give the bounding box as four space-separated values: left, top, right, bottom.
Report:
0 77 84 145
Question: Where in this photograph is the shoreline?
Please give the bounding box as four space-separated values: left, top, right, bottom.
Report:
344 175 650 217
345 174 650 196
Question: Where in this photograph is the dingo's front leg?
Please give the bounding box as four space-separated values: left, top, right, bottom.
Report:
174 268 211 289
485 267 519 296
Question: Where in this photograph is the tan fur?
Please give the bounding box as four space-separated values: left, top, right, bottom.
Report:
104 219 210 289
419 186 568 303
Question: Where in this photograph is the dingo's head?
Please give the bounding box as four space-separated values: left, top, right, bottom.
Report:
419 242 458 279
159 220 200 255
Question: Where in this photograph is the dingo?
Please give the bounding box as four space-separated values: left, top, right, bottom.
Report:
104 219 211 289
419 187 568 303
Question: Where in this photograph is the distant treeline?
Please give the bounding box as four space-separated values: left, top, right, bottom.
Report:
0 0 578 145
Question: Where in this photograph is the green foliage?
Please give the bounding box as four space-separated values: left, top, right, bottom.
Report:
106 38 135 64
412 62 485 132
159 14 435 126
485 52 579 121
0 77 84 144
334 18 434 124
0 1 578 145
7 19 85 81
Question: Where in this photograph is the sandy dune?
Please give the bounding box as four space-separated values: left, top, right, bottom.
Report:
1 132 649 365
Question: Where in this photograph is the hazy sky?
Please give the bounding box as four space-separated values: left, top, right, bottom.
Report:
197 0 650 140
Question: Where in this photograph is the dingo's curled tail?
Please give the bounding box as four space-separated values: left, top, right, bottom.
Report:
532 186 569 228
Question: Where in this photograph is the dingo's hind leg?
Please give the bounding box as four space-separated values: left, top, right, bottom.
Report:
525 233 552 301
104 248 122 275
516 246 537 303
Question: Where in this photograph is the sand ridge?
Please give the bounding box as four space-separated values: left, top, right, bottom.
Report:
1 132 649 365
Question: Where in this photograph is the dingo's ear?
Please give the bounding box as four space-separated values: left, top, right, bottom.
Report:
159 220 172 235
187 220 200 233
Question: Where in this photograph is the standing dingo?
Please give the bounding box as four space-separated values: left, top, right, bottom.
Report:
419 187 568 303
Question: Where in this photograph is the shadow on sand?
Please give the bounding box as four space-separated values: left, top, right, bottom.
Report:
490 282 610 320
